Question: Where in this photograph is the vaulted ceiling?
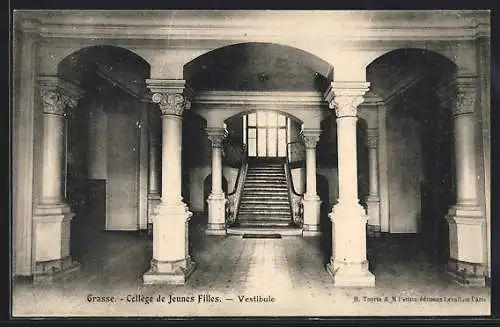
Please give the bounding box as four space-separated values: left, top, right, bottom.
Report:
184 43 332 92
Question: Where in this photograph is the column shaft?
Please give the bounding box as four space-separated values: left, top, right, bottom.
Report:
454 114 478 204
148 128 160 196
337 117 359 202
306 147 317 196
161 115 183 204
368 147 378 196
212 146 223 194
41 113 65 205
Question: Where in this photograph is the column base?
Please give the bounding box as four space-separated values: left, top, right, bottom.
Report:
328 201 374 287
207 193 227 234
327 260 375 288
446 258 486 287
147 194 161 229
366 196 380 230
302 195 321 236
446 204 486 282
367 225 381 237
33 256 81 284
302 224 321 236
206 223 227 235
33 203 75 268
143 257 196 285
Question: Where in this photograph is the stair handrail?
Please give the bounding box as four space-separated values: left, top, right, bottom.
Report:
226 143 248 226
284 141 305 227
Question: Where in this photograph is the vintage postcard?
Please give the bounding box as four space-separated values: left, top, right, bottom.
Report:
11 9 491 318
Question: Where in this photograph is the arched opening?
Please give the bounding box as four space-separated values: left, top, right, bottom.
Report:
184 42 333 92
58 45 151 262
366 48 457 266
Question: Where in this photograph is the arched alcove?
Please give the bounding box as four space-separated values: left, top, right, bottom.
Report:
367 48 457 262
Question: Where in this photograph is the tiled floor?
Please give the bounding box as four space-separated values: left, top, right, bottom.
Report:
12 214 490 317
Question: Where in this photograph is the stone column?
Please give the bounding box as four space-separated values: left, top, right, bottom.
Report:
301 129 322 236
147 106 161 234
324 82 375 287
206 128 228 235
438 76 486 286
143 79 196 285
366 128 381 237
32 76 83 284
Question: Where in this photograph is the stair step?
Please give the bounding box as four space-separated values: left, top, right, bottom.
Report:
240 199 289 204
238 211 291 216
246 172 285 176
245 177 286 184
245 176 286 180
240 204 290 209
237 216 292 222
244 184 287 187
236 221 293 227
247 168 285 174
242 192 289 196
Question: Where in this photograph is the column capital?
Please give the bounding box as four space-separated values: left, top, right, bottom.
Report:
324 81 370 118
366 128 378 149
37 76 84 115
437 75 477 117
300 129 321 149
206 128 227 148
146 79 193 117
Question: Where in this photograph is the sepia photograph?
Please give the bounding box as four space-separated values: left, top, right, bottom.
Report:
11 9 491 318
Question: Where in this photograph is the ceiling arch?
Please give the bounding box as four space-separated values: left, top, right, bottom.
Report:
184 42 333 92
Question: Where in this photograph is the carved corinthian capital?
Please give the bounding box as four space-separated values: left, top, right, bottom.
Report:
208 134 225 148
301 130 321 149
324 81 370 118
332 95 365 118
152 92 190 116
437 76 477 117
206 128 227 148
452 86 476 116
40 89 69 115
38 76 83 116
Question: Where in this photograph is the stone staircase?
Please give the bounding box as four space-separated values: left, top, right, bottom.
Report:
233 160 296 230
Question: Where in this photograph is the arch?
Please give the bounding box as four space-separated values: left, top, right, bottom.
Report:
184 42 333 81
184 42 333 92
365 47 458 72
57 45 151 89
366 48 458 105
224 108 303 125
58 45 150 72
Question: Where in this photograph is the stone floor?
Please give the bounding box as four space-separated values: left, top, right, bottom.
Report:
12 214 490 317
